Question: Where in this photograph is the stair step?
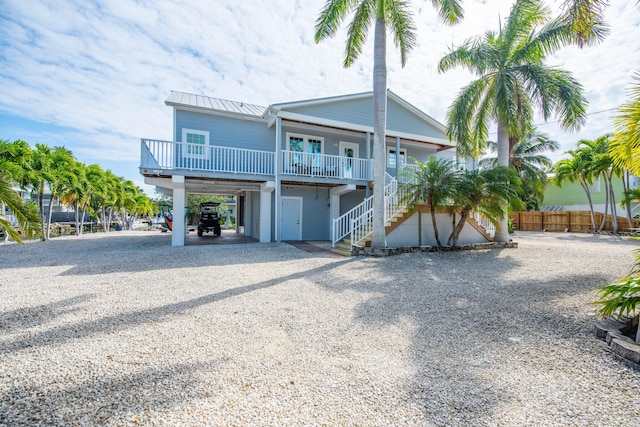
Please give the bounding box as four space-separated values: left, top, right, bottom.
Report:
335 242 352 251
330 247 354 256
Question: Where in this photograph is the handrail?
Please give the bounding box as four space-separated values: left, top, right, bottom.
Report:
473 211 496 237
331 166 417 248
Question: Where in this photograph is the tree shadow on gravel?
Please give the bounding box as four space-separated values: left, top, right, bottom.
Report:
317 248 634 425
0 258 354 356
0 232 326 274
0 294 94 332
0 360 219 426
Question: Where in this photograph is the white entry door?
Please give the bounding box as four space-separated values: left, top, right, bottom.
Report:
281 197 302 240
339 141 359 179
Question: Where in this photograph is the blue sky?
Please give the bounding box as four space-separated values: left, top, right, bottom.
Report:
1 0 639 195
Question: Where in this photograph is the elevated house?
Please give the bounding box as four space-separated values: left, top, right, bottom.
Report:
140 90 492 252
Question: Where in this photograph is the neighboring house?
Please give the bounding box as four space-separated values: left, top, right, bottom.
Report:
140 90 491 250
542 175 640 216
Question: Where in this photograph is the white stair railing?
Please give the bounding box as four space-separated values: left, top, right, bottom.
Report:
473 212 496 237
331 171 414 248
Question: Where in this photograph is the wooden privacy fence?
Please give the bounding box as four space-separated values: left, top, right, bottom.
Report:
510 211 640 232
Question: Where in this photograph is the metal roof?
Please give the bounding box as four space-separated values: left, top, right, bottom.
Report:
166 91 266 117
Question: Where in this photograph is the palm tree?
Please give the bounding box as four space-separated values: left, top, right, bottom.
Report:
481 129 558 210
439 0 588 242
610 71 640 176
448 167 522 246
0 140 41 243
561 0 610 47
400 157 458 248
577 134 620 232
43 147 77 240
554 148 598 230
315 0 463 249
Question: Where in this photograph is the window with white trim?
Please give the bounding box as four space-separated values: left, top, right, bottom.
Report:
182 129 209 159
387 147 407 168
588 177 600 193
286 133 324 167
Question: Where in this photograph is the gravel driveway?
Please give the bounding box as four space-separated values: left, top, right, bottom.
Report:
1 231 639 426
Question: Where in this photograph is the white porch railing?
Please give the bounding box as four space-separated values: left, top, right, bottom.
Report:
141 139 275 175
281 150 372 181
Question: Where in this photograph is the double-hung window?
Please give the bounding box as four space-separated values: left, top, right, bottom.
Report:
182 129 209 159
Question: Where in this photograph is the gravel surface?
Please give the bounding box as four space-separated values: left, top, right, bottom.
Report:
1 230 639 426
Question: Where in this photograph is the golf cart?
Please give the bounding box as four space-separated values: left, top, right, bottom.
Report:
197 202 222 237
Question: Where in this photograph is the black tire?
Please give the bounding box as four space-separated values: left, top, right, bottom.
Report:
197 226 203 237
214 226 221 237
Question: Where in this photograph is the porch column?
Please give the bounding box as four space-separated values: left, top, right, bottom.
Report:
171 175 186 247
330 184 356 240
365 132 371 198
395 136 400 177
275 116 282 246
260 181 275 243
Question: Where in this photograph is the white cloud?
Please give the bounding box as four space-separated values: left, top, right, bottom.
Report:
0 0 639 184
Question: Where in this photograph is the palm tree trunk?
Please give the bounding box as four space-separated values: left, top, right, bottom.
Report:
609 171 618 233
79 203 86 236
45 191 55 241
451 207 472 247
371 4 387 250
623 169 632 227
599 174 609 232
578 179 597 230
494 121 510 242
430 203 441 248
38 184 46 240
74 201 80 236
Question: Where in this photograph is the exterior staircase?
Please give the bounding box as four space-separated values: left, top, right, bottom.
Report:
330 172 496 256
330 206 413 256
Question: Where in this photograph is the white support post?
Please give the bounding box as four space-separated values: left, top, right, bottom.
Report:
330 184 356 240
395 136 400 178
365 132 371 198
171 175 186 247
260 181 275 243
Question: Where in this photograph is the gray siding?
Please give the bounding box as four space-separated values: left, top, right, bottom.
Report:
283 98 445 139
280 185 333 240
340 189 367 216
387 99 444 139
175 109 274 152
281 124 368 158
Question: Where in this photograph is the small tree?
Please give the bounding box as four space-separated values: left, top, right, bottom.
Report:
594 245 640 344
448 167 522 246
400 157 458 248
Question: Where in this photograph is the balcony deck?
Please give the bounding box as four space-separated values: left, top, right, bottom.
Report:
140 139 373 183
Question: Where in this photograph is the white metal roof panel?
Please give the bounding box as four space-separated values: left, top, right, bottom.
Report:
166 91 266 117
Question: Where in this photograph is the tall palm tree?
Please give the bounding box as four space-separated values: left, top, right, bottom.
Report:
0 140 41 243
448 166 522 246
481 129 559 210
561 0 610 47
439 0 588 242
315 0 463 249
554 148 598 230
43 146 77 240
610 71 640 176
576 134 620 232
400 157 458 248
